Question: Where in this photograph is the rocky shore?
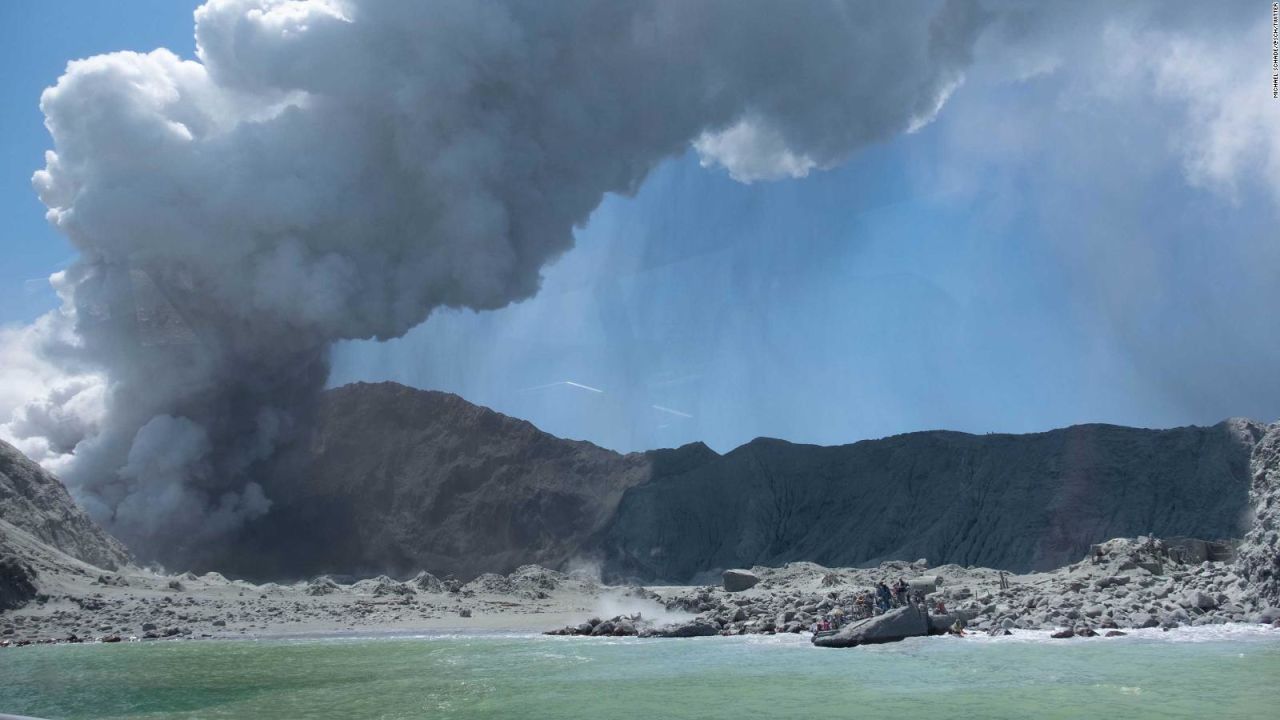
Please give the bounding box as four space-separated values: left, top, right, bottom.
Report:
551 421 1280 644
546 536 1280 642
3 533 1279 648
4 422 1279 649
0 559 610 646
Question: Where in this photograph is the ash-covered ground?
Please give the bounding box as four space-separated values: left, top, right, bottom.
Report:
4 535 1277 647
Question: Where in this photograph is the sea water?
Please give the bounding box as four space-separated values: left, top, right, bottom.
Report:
2 625 1278 719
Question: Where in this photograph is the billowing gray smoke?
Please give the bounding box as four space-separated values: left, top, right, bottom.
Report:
8 0 988 567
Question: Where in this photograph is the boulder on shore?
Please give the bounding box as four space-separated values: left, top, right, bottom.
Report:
812 605 930 648
723 569 760 592
1184 590 1217 610
910 576 941 594
926 611 975 634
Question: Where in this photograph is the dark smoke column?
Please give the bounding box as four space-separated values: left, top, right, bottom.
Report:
23 0 988 568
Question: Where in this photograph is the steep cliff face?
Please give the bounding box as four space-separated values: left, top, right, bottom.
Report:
3 383 1266 587
224 382 719 580
1237 424 1280 608
0 439 129 570
203 382 1264 583
602 420 1264 581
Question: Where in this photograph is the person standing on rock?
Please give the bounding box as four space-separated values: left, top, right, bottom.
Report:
894 578 909 606
875 582 893 612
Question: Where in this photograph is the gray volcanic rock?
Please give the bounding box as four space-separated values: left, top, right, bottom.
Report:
1238 424 1280 608
0 554 38 610
199 382 1265 585
604 419 1263 581
305 576 340 596
462 573 514 595
927 611 976 634
0 439 129 570
812 605 930 647
411 571 447 594
227 382 720 580
645 618 721 638
723 569 760 592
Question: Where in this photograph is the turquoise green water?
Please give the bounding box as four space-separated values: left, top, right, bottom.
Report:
2 628 1278 719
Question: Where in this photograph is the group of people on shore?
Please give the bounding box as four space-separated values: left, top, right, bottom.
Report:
863 578 926 615
809 576 971 637
810 578 939 633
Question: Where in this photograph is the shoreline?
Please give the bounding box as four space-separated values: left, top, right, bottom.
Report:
4 536 1280 648
5 621 1278 649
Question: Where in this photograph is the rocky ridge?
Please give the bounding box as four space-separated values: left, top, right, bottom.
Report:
223 382 717 580
220 383 1267 583
1 439 129 570
604 419 1264 581
1237 423 1280 607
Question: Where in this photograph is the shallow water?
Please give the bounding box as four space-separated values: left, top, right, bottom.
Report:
2 626 1278 719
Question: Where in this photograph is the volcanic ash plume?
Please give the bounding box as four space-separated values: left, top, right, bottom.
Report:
0 0 988 567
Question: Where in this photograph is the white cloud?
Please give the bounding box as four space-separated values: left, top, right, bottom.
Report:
0 278 106 471
7 0 991 563
694 119 819 183
1130 23 1280 204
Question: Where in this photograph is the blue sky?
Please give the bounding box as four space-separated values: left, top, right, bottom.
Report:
1 1 194 321
4 1 1278 454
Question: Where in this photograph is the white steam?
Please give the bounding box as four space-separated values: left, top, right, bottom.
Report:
594 591 696 628
2 0 988 566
